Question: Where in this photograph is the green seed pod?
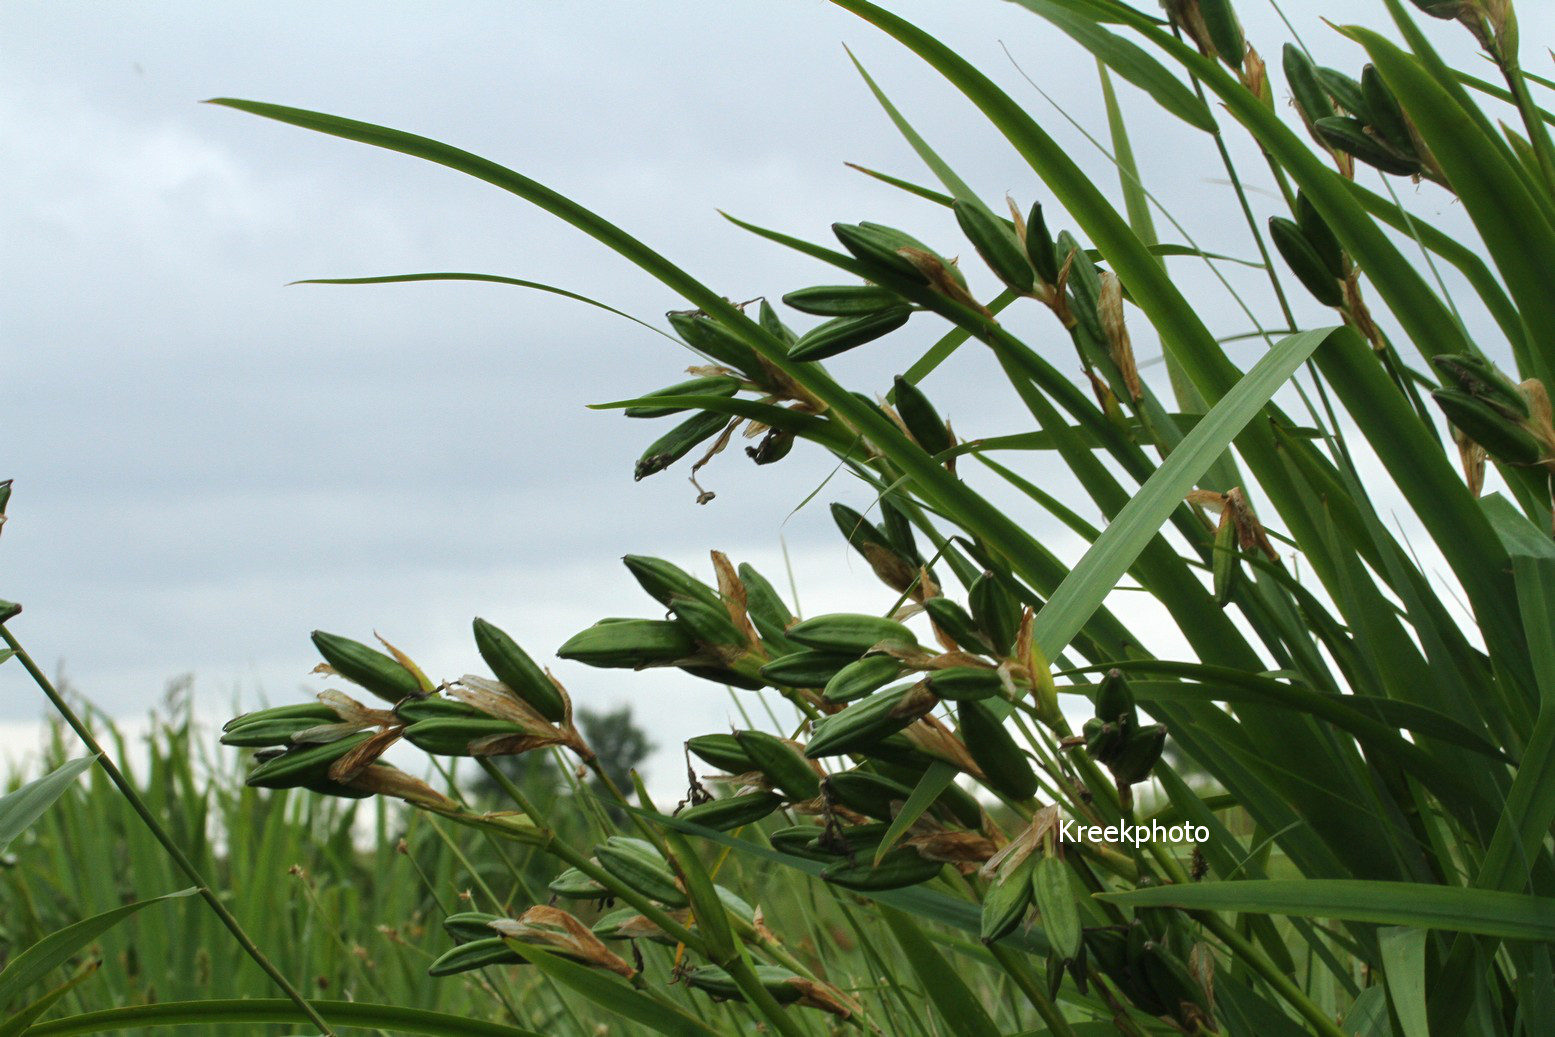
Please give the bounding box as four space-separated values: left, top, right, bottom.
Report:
686 733 756 773
219 716 339 748
786 613 916 655
830 502 919 594
622 376 740 419
634 410 729 481
1095 669 1139 727
1294 193 1345 279
245 732 372 789
311 631 425 704
863 761 984 828
789 308 913 362
623 555 723 611
746 427 794 466
1313 66 1367 119
1433 390 1546 465
548 866 610 900
427 936 522 976
805 681 939 758
1283 45 1333 130
676 791 784 831
444 911 504 942
822 847 944 890
1212 517 1240 607
596 837 687 907
833 222 932 281
684 964 807 1005
924 666 1005 701
1432 354 1531 418
877 493 924 564
960 700 1038 800
403 717 526 757
1314 117 1420 176
737 562 797 651
1033 855 1082 960
557 619 697 668
806 822 892 857
758 298 796 346
670 595 747 649
591 907 671 944
981 853 1037 944
734 730 821 801
953 199 1035 293
472 617 566 722
782 284 903 316
1025 202 1060 285
1082 717 1128 766
223 703 339 733
969 571 1021 655
824 771 912 821
1110 723 1168 786
1268 217 1345 307
824 654 905 704
666 311 758 370
1058 231 1106 347
1360 64 1410 150
759 649 857 688
1197 0 1244 65
393 696 481 724
769 824 833 861
923 597 993 655
891 376 952 457
678 665 766 691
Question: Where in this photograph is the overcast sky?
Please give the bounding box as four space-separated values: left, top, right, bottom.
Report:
3 2 1538 786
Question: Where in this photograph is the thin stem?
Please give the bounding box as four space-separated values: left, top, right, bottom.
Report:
0 623 337 1037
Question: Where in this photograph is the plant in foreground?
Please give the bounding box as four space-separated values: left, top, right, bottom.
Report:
15 0 1555 1035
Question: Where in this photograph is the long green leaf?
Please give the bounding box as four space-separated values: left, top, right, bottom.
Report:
880 906 1002 1037
1100 880 1555 941
0 756 94 854
0 888 197 1006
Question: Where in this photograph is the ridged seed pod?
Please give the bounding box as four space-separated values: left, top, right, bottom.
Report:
666 311 757 370
548 867 609 900
311 631 425 704
1360 64 1410 150
427 937 522 976
1212 517 1240 606
1025 202 1060 286
1433 390 1545 465
1109 723 1168 786
1033 854 1082 960
786 613 916 655
596 837 687 907
759 649 857 688
557 619 697 668
960 701 1038 800
1095 669 1139 727
981 853 1036 944
686 733 756 774
824 770 912 821
1283 44 1333 131
805 681 939 758
1294 193 1345 279
969 571 1021 655
1197 0 1244 65
923 597 993 655
634 410 728 481
393 696 481 724
1432 354 1531 418
832 222 933 281
1269 217 1344 307
443 911 504 942
1313 66 1367 118
892 376 952 457
403 717 526 757
924 666 1004 701
782 284 902 316
472 618 566 721
734 730 820 801
823 654 905 704
737 562 797 650
675 791 784 831
1314 117 1420 176
622 376 740 419
821 847 944 890
623 555 723 610
246 732 372 789
953 199 1035 293
789 308 913 362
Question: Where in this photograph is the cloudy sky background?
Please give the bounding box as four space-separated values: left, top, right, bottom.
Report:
3 2 1538 788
